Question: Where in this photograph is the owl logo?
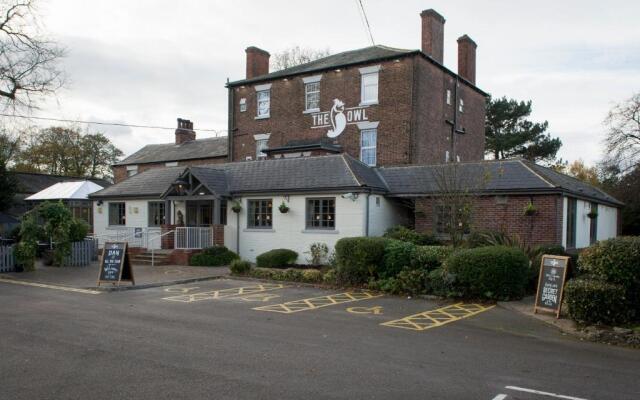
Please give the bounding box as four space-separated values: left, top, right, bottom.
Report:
327 99 346 138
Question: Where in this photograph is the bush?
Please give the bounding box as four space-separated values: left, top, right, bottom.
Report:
255 248 298 268
414 246 454 271
301 269 323 283
68 219 89 242
230 259 251 275
322 268 338 285
578 237 640 288
445 245 529 300
426 267 456 297
382 240 417 278
335 237 388 284
305 242 329 265
565 279 634 325
190 246 239 266
383 225 440 245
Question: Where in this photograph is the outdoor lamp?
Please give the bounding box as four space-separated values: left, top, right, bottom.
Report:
172 178 188 195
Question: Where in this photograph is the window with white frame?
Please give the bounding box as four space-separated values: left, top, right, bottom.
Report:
256 139 268 158
446 89 452 105
305 82 320 111
257 90 270 117
359 65 380 105
239 98 247 112
360 128 377 166
126 165 138 177
459 98 465 113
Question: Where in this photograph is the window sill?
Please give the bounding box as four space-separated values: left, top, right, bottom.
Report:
301 229 339 234
254 115 270 120
302 108 320 114
243 228 275 233
359 101 378 107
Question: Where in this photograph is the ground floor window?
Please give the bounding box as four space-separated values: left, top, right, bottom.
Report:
248 199 272 228
306 198 335 230
109 202 126 226
360 128 377 166
148 201 165 227
566 198 577 248
435 205 451 234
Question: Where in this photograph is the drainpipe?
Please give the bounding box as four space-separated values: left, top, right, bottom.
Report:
451 76 459 161
236 201 240 254
365 192 371 237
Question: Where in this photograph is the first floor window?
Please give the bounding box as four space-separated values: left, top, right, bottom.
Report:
257 90 270 117
256 139 268 158
459 98 465 113
148 202 165 227
361 72 378 104
305 82 320 111
306 198 335 230
360 128 377 166
248 199 272 228
239 98 247 112
566 198 577 248
109 202 126 226
446 89 452 105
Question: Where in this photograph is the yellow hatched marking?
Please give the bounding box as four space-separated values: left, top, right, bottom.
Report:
253 291 382 314
381 302 494 331
0 278 102 295
162 284 285 303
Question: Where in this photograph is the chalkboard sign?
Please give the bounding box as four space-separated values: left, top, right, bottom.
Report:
534 255 570 318
97 242 135 286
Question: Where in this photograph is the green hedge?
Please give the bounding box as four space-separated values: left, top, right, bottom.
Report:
445 245 529 300
255 249 298 269
230 259 251 275
382 240 417 278
565 279 634 325
335 237 388 284
247 267 324 283
578 237 640 289
190 246 239 266
414 246 453 271
383 225 441 245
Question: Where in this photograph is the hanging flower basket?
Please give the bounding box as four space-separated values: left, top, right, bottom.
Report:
231 201 242 213
587 211 598 219
523 202 537 216
278 201 290 214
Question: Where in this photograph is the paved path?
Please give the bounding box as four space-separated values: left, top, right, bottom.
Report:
0 278 638 399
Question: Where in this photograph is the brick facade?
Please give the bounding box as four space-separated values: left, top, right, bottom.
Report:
415 194 564 246
229 56 485 166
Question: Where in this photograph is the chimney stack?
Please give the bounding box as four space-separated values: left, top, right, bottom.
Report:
175 118 195 144
457 35 477 84
420 9 445 64
245 46 270 79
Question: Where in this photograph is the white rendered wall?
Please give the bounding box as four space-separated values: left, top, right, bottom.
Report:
367 195 407 237
561 197 568 248
597 204 618 241
93 199 162 249
575 199 591 249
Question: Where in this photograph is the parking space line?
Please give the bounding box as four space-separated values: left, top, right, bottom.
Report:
253 291 382 314
381 302 494 331
0 278 102 295
505 386 589 400
162 283 286 303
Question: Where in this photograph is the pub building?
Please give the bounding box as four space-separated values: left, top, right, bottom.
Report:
91 9 621 265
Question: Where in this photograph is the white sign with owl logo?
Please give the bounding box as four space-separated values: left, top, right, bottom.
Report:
310 99 369 138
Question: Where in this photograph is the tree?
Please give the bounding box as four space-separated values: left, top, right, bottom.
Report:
603 164 640 235
485 96 562 164
0 0 65 110
553 159 601 187
0 162 17 211
271 46 330 71
0 127 20 167
604 92 640 173
14 126 122 178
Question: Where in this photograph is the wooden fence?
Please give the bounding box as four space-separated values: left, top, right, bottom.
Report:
63 239 98 267
0 245 16 272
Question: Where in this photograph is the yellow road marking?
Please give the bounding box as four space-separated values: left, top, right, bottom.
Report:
236 293 281 302
346 306 384 315
381 303 494 331
0 278 102 295
164 286 201 293
162 283 285 303
253 291 382 314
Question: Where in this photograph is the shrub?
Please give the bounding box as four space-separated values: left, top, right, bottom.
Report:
190 246 239 266
230 259 251 275
301 269 323 283
256 248 298 268
383 225 440 245
305 242 329 265
414 246 454 271
426 267 456 297
322 268 338 284
445 245 529 300
382 240 417 278
565 279 634 325
68 219 89 242
334 237 388 284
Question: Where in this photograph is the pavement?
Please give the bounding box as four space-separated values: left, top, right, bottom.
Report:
0 276 638 399
0 261 229 290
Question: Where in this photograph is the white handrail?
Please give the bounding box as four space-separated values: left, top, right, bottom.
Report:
148 230 175 267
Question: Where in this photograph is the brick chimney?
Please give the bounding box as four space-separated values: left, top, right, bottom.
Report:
457 35 477 84
245 46 270 79
175 118 195 144
420 9 445 64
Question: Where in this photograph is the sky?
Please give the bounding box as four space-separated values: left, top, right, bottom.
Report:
15 0 640 166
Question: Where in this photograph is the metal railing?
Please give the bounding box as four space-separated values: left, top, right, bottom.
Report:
91 227 162 249
147 229 175 267
175 227 214 250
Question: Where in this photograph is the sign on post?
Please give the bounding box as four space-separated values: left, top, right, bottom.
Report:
97 242 135 287
534 255 570 318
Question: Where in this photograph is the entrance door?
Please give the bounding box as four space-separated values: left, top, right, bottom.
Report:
185 201 213 226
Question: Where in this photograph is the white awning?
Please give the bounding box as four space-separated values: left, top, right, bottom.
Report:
26 180 104 201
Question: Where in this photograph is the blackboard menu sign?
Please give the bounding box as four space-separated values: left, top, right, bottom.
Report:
534 255 570 318
97 242 135 286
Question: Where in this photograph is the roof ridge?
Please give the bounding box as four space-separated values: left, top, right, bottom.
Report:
340 154 363 187
518 159 555 188
378 158 523 170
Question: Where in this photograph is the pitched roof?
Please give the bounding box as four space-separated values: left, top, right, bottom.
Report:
11 172 111 194
26 180 104 201
227 45 487 95
114 136 228 166
90 167 185 198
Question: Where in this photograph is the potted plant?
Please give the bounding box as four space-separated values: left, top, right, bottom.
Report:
523 201 537 216
587 210 598 219
278 201 290 214
231 201 242 213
